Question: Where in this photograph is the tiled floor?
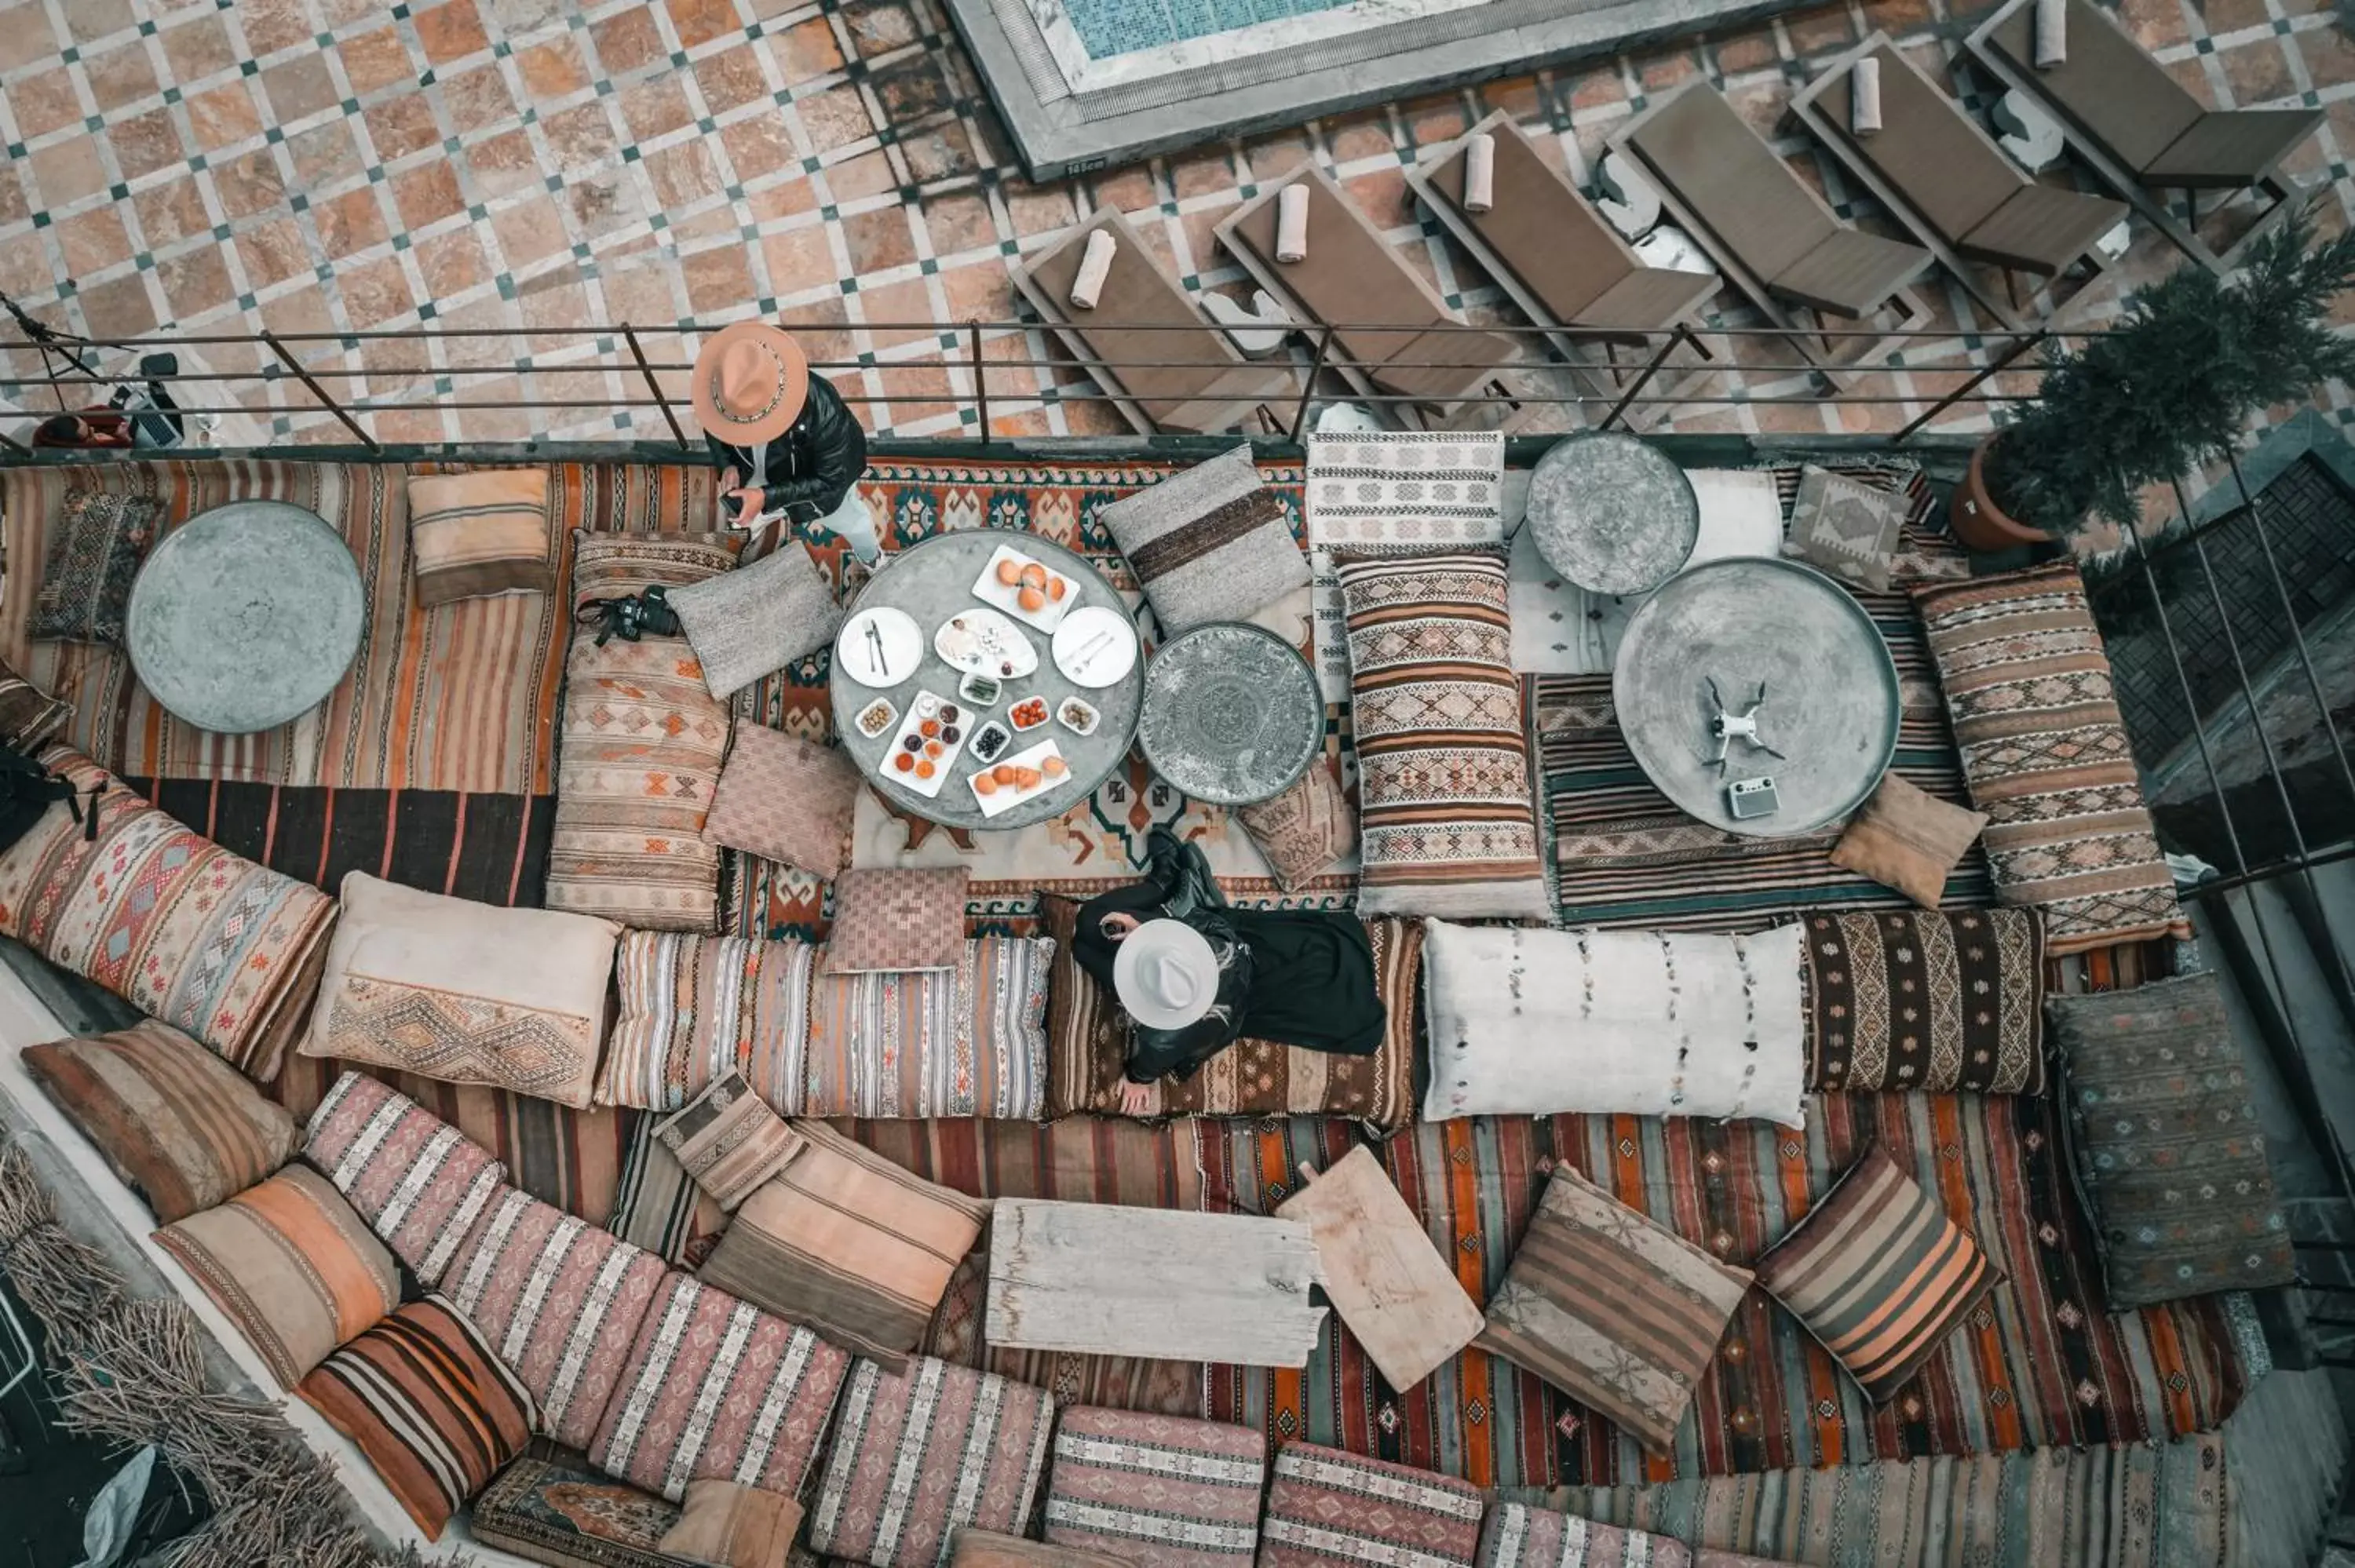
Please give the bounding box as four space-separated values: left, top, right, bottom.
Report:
0 0 2351 447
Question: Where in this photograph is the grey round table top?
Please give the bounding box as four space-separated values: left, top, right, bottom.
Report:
1525 432 1700 595
1611 557 1899 838
1137 622 1323 807
125 500 366 736
829 531 1144 830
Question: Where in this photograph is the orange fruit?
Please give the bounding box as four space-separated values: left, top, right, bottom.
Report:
1048 577 1068 601
975 774 998 795
1014 767 1042 788
915 759 935 779
992 764 1016 786
1020 563 1048 589
1043 756 1068 777
1017 586 1046 612
995 559 1024 585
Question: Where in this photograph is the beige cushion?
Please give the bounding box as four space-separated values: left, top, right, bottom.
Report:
1828 773 1988 907
658 1480 804 1568
298 871 620 1108
407 469 553 607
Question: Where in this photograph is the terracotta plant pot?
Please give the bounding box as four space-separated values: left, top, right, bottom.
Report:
1949 432 2055 552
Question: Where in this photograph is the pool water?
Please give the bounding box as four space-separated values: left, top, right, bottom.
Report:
1057 0 1360 57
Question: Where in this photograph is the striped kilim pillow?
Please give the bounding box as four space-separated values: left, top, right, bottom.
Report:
1751 1144 1999 1404
407 468 553 606
1476 1501 1803 1568
1475 1164 1751 1453
1042 1407 1266 1568
1258 1442 1485 1568
297 1296 535 1539
304 1071 508 1287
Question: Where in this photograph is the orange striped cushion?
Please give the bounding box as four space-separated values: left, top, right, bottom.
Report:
1751 1144 1999 1404
408 469 553 606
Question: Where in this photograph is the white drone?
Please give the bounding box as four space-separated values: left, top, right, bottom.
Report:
1705 676 1786 773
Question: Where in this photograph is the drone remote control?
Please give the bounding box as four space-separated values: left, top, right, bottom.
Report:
1725 775 1780 820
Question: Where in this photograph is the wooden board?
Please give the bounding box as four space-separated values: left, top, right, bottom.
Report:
984 1197 1327 1368
1274 1144 1485 1391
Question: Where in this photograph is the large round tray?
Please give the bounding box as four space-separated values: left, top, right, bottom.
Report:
1524 432 1700 594
1137 622 1323 806
1610 557 1899 838
126 500 366 735
828 531 1145 830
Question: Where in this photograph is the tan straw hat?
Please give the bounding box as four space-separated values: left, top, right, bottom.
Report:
691 322 809 445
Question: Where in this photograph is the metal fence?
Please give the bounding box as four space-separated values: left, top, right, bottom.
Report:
0 315 2069 454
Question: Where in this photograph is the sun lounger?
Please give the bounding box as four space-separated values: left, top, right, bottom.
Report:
1406 110 1724 427
1215 164 1521 427
1791 35 2130 328
1012 206 1298 436
1611 82 1933 377
1965 0 2319 272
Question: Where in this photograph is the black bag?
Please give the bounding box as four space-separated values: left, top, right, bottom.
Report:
0 744 97 855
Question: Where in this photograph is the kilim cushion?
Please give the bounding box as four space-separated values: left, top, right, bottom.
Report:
821 867 969 975
589 1272 853 1503
303 1070 510 1287
571 528 742 606
601 928 816 1110
0 652 70 751
1422 919 1807 1127
296 1295 537 1539
703 724 864 881
1826 773 1988 909
2046 972 2295 1308
667 538 844 699
652 1070 806 1212
442 1187 672 1449
1476 1164 1752 1453
1475 1502 1800 1568
1234 757 1356 893
1257 1443 1485 1568
1041 1407 1266 1568
959 1532 1133 1568
152 1165 400 1390
31 489 159 643
1911 563 2189 954
471 1449 686 1568
24 1019 298 1223
1039 896 1419 1132
1098 445 1311 636
808 1355 1056 1568
696 1119 987 1372
658 1479 804 1568
298 872 619 1110
0 748 338 1081
610 1105 730 1268
407 468 554 606
1787 465 1906 593
1751 1144 1999 1404
1334 551 1550 919
1801 909 2044 1093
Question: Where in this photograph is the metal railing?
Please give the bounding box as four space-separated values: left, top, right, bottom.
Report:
0 315 2078 456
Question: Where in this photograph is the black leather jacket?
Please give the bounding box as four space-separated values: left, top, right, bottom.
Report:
705 372 868 521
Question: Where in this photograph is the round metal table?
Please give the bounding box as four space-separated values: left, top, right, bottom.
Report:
125 500 366 735
1137 622 1323 806
829 531 1145 830
1610 557 1900 838
1524 432 1700 594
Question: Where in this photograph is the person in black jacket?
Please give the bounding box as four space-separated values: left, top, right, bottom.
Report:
691 321 872 552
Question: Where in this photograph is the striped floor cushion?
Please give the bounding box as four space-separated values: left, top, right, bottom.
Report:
1476 1502 1800 1568
441 1187 670 1449
1042 1407 1265 1568
1259 1443 1485 1568
296 1296 535 1539
1751 1144 1998 1404
809 1355 1056 1568
589 1272 852 1504
305 1070 509 1287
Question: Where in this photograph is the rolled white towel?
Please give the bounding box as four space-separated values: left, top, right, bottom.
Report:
2034 0 2066 67
1068 228 1117 311
1464 132 1497 213
1851 56 1882 135
1276 184 1310 264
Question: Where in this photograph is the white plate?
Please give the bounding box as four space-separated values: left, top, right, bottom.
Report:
970 542 1080 633
1053 606 1138 687
877 689 973 799
934 607 1039 680
967 738 1072 819
837 607 924 687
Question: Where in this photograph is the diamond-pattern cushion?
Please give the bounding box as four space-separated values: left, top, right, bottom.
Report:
1258 1443 1485 1568
820 866 969 975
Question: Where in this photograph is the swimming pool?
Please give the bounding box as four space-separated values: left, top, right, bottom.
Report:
1056 0 1360 59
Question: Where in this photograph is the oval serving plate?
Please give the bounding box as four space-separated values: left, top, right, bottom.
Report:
933 606 1039 680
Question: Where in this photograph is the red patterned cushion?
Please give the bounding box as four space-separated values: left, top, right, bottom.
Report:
1043 1407 1265 1568
304 1071 508 1287
1258 1443 1485 1568
589 1272 852 1503
440 1187 670 1449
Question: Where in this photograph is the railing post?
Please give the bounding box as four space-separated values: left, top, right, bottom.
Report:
1598 325 1691 432
1891 330 2046 444
1287 323 1334 444
623 323 691 450
261 330 376 449
969 321 989 446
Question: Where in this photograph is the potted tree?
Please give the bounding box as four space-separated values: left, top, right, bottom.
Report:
1951 206 2355 552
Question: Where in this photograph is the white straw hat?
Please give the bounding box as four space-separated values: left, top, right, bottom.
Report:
1112 918 1221 1030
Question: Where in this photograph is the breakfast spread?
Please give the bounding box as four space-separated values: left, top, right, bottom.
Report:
880 692 970 799
968 738 1072 818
